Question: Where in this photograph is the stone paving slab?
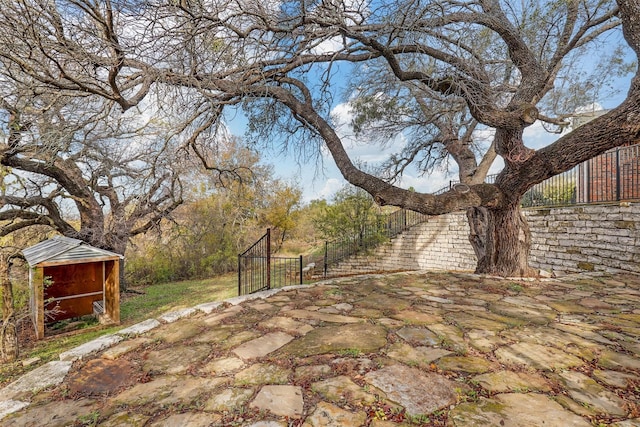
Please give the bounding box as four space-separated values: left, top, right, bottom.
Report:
232 331 294 359
365 364 459 416
59 334 124 361
495 341 584 370
250 385 304 417
193 301 223 314
449 393 593 426
116 318 161 335
303 401 367 426
0 401 28 420
558 370 628 416
312 375 379 406
1 360 73 400
2 271 640 426
158 307 197 323
101 337 153 360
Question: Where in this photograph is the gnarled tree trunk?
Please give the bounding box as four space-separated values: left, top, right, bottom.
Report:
467 202 534 277
1 253 18 362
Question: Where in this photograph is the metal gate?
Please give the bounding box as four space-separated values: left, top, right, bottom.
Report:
238 229 303 295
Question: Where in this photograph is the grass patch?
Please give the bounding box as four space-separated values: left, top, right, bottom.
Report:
121 273 237 324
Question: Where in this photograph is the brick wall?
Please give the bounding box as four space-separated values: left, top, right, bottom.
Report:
328 203 640 276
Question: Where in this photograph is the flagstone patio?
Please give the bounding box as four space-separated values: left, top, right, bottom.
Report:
1 271 639 426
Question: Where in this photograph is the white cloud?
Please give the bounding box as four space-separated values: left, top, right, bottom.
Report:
316 177 345 201
575 102 604 115
331 101 354 128
473 127 495 142
309 37 345 56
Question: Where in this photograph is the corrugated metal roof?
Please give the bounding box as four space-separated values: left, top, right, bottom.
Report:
23 236 123 267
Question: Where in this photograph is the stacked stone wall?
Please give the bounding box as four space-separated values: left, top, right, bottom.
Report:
527 203 640 275
328 203 640 276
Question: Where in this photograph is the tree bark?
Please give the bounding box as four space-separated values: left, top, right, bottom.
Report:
466 206 488 266
468 202 534 276
1 254 18 362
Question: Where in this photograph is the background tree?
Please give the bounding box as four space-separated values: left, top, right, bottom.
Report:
313 184 384 243
0 1 246 262
2 0 639 276
126 140 303 284
0 92 185 259
285 199 329 253
347 53 497 188
259 182 303 250
0 250 24 362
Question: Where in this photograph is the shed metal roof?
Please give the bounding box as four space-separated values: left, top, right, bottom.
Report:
23 236 123 267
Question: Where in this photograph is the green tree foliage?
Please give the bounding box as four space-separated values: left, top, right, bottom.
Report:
126 195 241 284
260 183 303 250
313 185 384 242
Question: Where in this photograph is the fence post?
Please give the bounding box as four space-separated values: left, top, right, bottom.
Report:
266 228 271 290
616 147 621 201
586 160 591 203
324 241 328 278
237 255 241 296
299 255 303 285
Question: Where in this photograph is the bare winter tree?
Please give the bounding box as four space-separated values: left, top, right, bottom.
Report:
1 0 639 276
0 89 184 258
346 47 498 187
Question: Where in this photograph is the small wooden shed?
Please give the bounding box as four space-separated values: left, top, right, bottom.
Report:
23 236 123 339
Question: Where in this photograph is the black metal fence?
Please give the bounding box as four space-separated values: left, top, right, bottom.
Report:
577 144 640 204
521 169 578 207
384 208 431 239
434 174 498 195
434 144 640 208
238 228 303 295
523 144 640 207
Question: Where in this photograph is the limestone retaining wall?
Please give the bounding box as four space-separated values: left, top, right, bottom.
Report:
328 203 640 276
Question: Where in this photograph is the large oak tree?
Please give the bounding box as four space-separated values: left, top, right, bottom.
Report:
0 89 184 257
1 0 639 276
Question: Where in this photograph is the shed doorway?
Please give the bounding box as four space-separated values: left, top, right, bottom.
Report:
23 237 123 339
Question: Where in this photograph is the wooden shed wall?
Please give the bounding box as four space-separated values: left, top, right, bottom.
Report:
43 262 104 323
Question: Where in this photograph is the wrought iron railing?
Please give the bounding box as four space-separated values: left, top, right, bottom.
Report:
575 144 640 205
238 228 303 295
434 144 640 207
521 169 578 207
522 144 640 207
383 208 431 239
433 174 498 195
